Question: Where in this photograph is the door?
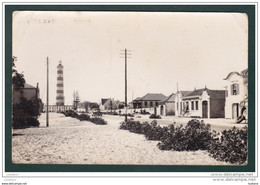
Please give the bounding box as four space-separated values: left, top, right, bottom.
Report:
160 105 164 115
202 101 208 118
232 103 239 119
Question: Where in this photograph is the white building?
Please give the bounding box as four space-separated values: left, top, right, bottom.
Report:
181 88 226 118
174 91 192 117
223 69 248 119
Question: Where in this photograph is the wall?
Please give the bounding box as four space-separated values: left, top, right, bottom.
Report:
13 88 37 104
166 102 175 115
141 100 158 108
210 99 225 118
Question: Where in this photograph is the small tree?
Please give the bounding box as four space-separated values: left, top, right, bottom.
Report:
73 91 80 110
12 56 25 91
12 57 42 128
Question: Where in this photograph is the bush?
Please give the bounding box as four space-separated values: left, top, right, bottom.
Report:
140 110 150 115
89 117 107 125
120 120 168 140
158 120 215 151
64 110 78 118
121 113 134 117
12 97 41 128
77 114 90 121
208 126 248 164
119 119 248 164
149 114 161 119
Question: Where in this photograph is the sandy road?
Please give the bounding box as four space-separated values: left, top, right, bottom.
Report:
12 113 228 165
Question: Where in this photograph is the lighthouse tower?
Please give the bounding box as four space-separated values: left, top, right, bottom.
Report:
56 61 64 106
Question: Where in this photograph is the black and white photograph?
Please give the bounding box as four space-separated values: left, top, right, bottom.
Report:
10 10 249 167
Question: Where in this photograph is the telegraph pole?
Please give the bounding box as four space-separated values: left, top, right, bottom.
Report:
120 49 132 122
46 57 49 127
125 49 127 121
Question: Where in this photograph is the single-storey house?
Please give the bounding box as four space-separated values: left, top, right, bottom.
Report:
181 88 226 118
133 93 167 114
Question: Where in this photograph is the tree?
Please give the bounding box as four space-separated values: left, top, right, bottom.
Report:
12 56 42 128
12 56 25 91
73 91 80 110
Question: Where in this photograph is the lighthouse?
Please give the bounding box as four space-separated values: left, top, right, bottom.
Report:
56 61 64 106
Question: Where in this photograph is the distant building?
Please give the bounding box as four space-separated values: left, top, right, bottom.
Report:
13 83 40 104
133 93 167 109
100 98 110 111
224 69 248 119
99 98 124 111
158 93 176 116
43 105 74 112
181 88 226 118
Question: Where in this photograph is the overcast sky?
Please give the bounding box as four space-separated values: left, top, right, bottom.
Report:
13 11 248 105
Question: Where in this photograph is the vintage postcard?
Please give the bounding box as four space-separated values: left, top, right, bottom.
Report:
11 11 248 166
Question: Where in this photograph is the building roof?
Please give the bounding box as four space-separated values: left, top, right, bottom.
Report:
241 68 248 76
140 93 167 101
133 97 142 101
160 93 175 103
224 68 248 80
101 98 109 105
179 91 192 97
24 83 36 89
183 88 225 100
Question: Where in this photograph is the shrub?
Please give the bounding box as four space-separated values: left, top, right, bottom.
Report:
119 119 247 164
77 114 90 121
121 113 134 117
140 110 150 115
144 125 169 141
12 97 41 128
158 120 214 151
119 120 142 133
120 120 168 140
89 117 107 125
65 110 78 118
208 126 248 164
149 114 161 119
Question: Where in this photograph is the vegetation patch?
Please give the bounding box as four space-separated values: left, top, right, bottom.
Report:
119 119 247 164
149 114 161 119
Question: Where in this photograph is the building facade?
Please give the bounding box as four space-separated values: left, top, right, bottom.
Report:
224 69 248 119
133 93 167 114
13 83 40 104
158 93 176 116
174 91 192 117
181 88 226 118
43 105 74 112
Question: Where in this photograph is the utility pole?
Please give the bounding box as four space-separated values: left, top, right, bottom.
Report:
125 49 127 121
120 49 132 122
46 57 49 127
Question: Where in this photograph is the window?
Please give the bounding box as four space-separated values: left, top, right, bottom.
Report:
144 101 147 107
231 83 239 95
150 101 153 107
156 102 158 106
195 101 198 110
191 101 194 110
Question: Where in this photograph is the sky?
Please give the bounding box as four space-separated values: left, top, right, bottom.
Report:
13 11 248 105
